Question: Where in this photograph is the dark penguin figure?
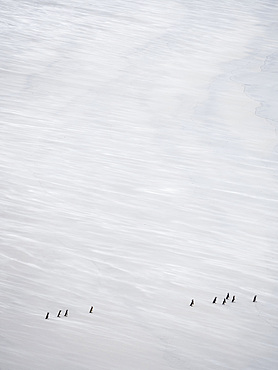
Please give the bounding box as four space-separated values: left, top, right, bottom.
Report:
232 295 236 303
57 310 62 317
212 297 217 304
45 312 49 320
226 293 230 300
222 298 226 305
190 299 195 307
89 306 94 313
64 310 68 317
253 295 257 302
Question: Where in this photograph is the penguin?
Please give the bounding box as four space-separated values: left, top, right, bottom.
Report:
253 295 257 302
190 299 194 307
222 298 226 305
57 310 62 317
232 295 236 303
45 312 49 320
89 306 94 313
64 310 68 317
226 293 230 300
212 297 217 304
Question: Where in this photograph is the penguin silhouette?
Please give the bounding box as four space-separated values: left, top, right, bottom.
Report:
190 299 194 307
222 298 226 305
232 296 236 303
57 310 62 317
212 297 217 304
226 293 230 300
89 306 94 313
45 312 49 320
64 310 68 317
253 295 257 302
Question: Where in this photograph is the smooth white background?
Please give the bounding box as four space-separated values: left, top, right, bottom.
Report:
1 1 278 369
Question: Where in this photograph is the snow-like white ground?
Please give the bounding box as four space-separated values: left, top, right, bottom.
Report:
1 1 278 369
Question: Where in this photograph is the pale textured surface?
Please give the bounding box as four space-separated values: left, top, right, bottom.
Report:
1 1 278 369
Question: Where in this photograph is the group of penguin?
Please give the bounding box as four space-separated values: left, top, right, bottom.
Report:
189 294 257 307
45 295 258 318
45 306 94 319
